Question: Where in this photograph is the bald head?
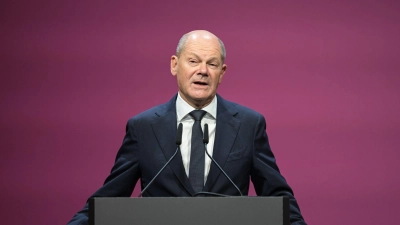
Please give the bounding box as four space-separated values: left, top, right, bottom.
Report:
176 30 226 62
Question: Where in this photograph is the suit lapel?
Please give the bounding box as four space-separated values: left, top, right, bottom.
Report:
151 95 195 196
203 95 241 192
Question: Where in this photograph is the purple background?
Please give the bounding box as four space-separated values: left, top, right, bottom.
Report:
1 1 399 224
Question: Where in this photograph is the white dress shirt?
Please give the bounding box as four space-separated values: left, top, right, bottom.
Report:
176 93 216 184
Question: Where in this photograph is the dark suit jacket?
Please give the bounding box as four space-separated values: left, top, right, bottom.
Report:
68 94 306 225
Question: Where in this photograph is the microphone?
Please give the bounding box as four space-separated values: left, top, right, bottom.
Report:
176 122 183 145
139 123 183 197
194 123 243 196
203 123 209 144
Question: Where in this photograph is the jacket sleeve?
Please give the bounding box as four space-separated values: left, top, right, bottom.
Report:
67 118 141 225
250 115 307 225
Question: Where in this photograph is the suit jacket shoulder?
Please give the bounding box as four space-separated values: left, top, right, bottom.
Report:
217 94 266 125
126 95 177 126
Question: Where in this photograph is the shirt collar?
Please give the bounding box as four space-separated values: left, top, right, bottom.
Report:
176 93 217 122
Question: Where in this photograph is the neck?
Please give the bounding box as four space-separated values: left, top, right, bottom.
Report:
179 92 215 109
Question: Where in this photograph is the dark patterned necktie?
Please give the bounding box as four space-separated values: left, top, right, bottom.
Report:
189 110 207 193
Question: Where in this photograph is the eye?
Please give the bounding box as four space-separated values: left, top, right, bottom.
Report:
188 59 198 65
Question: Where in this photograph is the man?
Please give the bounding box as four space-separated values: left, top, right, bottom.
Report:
68 30 307 225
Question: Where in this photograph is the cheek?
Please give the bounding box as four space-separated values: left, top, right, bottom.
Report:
177 75 190 87
213 75 222 85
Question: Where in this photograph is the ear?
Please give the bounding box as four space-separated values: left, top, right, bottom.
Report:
170 55 178 76
218 64 227 84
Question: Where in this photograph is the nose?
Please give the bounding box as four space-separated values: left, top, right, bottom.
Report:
198 63 208 76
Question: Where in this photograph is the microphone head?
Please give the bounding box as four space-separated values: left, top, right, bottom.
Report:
203 123 209 144
176 123 183 145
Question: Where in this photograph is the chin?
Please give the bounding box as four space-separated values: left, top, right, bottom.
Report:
191 94 210 101
192 91 212 98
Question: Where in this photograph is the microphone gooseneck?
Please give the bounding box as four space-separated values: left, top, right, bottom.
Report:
139 123 183 197
194 123 243 197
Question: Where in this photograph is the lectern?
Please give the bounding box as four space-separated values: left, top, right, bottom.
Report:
89 197 289 225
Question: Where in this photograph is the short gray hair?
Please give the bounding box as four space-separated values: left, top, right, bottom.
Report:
176 33 226 62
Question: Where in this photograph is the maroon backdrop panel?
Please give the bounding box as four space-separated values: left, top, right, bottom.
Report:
1 1 399 224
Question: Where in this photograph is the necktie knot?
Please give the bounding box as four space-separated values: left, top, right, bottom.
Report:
189 110 207 121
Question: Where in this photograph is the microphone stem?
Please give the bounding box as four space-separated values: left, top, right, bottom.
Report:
204 143 243 196
138 146 180 197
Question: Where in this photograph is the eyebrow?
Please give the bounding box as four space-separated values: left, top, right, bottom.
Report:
187 53 200 59
188 53 220 62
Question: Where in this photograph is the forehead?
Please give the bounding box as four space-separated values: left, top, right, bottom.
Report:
182 37 222 60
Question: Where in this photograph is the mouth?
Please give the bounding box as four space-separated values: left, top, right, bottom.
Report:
193 81 208 86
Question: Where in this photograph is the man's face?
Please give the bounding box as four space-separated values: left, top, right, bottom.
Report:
170 34 227 108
